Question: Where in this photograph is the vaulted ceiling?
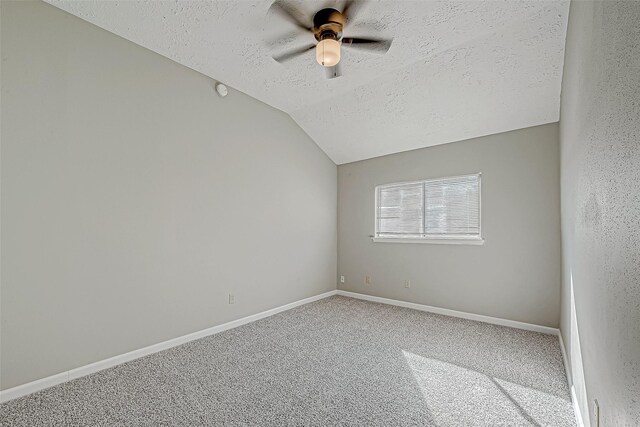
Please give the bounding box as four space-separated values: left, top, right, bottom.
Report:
46 0 569 164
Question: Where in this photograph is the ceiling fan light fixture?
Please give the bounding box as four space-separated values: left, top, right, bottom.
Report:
316 38 340 67
269 4 392 78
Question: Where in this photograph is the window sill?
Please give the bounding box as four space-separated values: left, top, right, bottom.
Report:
371 237 485 245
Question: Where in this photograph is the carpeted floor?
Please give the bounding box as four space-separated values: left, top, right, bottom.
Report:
0 296 575 426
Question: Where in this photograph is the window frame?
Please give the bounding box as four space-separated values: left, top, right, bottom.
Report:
372 173 484 245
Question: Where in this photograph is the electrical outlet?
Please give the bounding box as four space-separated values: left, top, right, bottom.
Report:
228 293 235 305
593 399 599 427
365 275 371 285
404 280 411 289
340 275 345 284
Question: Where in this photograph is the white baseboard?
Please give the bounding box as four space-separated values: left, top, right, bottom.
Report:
558 332 572 387
571 386 586 427
0 290 338 403
337 290 559 335
558 332 586 427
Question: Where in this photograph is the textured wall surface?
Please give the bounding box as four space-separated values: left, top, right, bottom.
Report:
0 1 336 390
44 0 569 164
338 124 561 327
559 1 640 425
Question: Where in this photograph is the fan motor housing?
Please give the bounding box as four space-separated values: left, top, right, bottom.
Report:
313 8 344 41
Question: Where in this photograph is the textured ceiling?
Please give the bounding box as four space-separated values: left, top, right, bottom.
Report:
46 0 569 164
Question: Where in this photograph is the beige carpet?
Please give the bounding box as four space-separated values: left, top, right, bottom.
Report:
0 296 575 426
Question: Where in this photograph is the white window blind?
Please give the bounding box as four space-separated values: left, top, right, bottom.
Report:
375 174 481 241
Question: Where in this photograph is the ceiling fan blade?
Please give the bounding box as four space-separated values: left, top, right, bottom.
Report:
273 44 316 63
341 0 362 22
266 30 302 45
270 1 312 31
326 63 342 79
342 37 392 53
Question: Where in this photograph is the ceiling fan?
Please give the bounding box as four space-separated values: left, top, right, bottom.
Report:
269 1 393 78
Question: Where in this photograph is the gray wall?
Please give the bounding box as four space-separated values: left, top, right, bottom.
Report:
338 123 561 327
559 1 640 425
0 1 336 390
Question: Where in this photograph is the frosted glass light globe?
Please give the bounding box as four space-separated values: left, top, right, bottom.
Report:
316 39 340 67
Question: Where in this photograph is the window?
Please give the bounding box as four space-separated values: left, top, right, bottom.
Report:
374 174 482 244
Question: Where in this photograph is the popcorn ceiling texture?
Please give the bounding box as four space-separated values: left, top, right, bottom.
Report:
0 297 575 426
45 0 569 164
559 1 640 425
